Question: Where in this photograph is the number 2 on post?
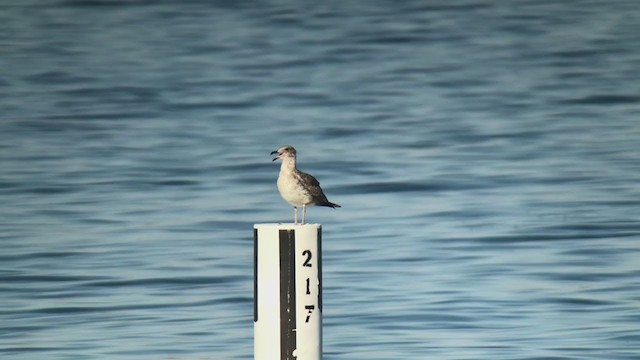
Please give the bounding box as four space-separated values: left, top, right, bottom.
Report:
302 250 312 267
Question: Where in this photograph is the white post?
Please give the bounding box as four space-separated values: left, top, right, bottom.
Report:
254 223 322 360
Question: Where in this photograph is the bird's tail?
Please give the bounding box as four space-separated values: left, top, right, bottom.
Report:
318 201 341 209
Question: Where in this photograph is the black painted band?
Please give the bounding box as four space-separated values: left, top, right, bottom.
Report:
279 230 297 360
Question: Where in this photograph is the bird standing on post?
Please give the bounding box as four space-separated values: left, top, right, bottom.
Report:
271 145 341 225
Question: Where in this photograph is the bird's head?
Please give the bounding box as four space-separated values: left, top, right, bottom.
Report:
271 145 297 161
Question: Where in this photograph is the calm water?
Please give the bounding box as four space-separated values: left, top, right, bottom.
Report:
1 1 640 359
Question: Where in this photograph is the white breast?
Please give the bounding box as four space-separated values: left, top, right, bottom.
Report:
277 171 312 207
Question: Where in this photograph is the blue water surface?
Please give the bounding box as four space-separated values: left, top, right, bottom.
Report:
1 1 639 359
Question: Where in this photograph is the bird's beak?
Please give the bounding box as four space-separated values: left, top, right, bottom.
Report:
271 150 280 161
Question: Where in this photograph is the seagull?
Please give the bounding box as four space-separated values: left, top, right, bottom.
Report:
271 145 341 225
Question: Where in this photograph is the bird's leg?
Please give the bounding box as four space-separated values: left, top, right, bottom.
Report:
294 207 298 225
302 205 307 225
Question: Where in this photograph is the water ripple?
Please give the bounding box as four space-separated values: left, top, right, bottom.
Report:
1 1 639 359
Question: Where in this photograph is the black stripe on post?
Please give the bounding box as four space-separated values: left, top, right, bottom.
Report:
279 230 297 360
253 228 258 322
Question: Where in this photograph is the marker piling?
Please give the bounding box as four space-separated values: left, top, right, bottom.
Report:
254 223 322 360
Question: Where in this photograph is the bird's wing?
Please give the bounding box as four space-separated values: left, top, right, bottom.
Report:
298 171 330 203
298 171 321 187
